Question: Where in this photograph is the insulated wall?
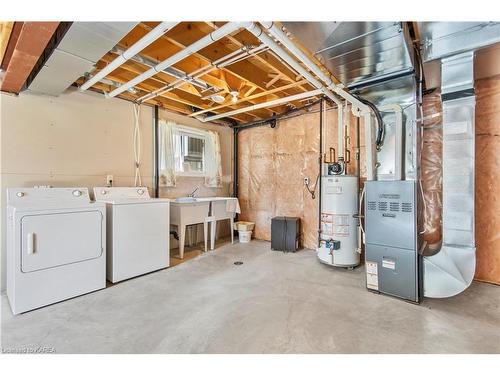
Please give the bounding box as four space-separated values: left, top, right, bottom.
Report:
238 110 319 249
475 75 500 284
237 103 361 250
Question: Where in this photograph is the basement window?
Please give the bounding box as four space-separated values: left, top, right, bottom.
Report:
159 120 222 187
173 129 206 175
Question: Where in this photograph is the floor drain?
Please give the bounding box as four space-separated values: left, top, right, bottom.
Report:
234 261 243 266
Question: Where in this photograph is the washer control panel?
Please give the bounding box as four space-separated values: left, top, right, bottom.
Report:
93 187 151 200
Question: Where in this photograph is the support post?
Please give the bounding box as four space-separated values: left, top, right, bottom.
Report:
153 105 160 198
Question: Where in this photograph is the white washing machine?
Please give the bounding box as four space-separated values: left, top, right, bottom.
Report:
93 187 170 283
6 187 106 315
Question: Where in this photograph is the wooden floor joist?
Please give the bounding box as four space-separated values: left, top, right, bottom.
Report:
76 21 335 124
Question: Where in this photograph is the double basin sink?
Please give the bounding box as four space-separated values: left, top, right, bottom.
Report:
174 196 231 203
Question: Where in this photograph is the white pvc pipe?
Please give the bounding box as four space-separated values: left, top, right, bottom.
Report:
108 22 250 98
136 48 248 103
259 22 376 181
344 102 350 161
137 44 266 104
200 89 322 122
247 23 341 106
337 103 344 159
80 22 179 92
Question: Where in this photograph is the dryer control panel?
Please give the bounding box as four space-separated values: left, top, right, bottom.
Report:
7 187 90 205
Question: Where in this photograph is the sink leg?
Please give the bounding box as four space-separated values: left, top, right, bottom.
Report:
203 221 208 252
210 221 216 250
179 224 186 259
230 217 234 244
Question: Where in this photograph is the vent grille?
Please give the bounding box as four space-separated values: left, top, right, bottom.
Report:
402 202 413 212
368 201 376 210
378 201 388 211
390 202 400 212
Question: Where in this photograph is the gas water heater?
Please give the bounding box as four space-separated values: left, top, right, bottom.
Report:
316 102 360 269
317 174 360 268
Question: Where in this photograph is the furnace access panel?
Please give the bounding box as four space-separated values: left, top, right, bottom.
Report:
364 180 421 302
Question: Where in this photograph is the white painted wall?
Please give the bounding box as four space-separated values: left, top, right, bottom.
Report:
0 89 154 290
0 88 234 290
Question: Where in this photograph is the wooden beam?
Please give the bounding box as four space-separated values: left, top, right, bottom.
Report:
80 22 326 122
115 29 278 116
92 54 267 121
0 22 59 94
109 65 269 120
0 22 14 66
101 70 260 123
204 22 315 93
189 79 309 117
139 22 293 113
266 73 283 88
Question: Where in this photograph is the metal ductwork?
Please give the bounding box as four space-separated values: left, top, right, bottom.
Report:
418 22 500 89
28 22 138 96
422 52 476 298
415 22 500 297
278 21 498 300
282 22 415 88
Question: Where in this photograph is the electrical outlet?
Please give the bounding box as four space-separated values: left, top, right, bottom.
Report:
304 177 309 185
106 175 113 187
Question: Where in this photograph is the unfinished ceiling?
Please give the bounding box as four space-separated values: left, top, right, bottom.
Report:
3 21 500 125
74 22 326 124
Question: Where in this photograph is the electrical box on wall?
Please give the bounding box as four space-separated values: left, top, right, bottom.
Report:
364 180 421 303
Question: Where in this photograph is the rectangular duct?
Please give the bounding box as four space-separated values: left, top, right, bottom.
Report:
28 22 138 96
282 22 415 87
419 22 500 62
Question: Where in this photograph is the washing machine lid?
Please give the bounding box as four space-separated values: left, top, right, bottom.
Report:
93 187 170 205
7 187 95 209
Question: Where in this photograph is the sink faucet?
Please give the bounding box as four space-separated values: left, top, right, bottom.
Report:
187 186 199 198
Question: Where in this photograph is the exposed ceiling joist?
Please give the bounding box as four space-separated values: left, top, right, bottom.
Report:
74 21 338 124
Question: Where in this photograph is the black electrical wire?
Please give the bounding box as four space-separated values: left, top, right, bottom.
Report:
353 94 385 150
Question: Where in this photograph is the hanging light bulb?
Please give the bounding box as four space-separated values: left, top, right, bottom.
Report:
230 90 239 103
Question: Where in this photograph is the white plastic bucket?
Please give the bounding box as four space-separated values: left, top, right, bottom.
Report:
238 230 252 243
234 221 255 231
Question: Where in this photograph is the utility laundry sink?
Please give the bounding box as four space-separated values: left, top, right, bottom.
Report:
170 197 239 258
175 197 198 203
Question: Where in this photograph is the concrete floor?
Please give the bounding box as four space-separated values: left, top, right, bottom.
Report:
2 240 500 354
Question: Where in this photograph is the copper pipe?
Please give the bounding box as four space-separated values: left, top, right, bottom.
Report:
330 147 336 163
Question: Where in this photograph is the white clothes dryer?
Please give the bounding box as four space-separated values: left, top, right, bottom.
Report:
6 187 106 314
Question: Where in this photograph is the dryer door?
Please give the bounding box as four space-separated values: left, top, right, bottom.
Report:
21 210 103 273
